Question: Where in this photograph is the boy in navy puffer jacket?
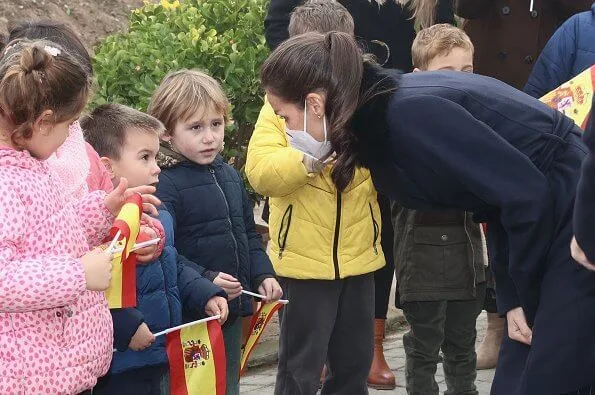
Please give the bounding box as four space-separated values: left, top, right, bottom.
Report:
148 69 283 395
82 104 229 394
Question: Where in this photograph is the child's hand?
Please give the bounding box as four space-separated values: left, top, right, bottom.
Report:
135 227 159 264
129 323 155 351
104 177 161 217
205 296 229 325
81 248 113 291
213 272 242 301
258 278 283 303
506 307 532 345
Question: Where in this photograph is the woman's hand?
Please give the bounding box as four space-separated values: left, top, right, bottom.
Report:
506 307 532 345
571 236 595 271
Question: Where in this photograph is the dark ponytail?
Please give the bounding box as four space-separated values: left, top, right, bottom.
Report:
260 31 364 192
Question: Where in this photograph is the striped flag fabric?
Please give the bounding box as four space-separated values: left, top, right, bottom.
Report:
239 300 286 376
166 319 226 395
104 194 142 308
104 245 137 308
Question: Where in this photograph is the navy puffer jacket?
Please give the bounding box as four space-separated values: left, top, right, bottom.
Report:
156 154 275 321
525 4 595 98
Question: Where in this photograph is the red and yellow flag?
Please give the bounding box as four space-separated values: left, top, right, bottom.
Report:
104 247 138 308
166 320 226 395
239 300 286 376
104 194 142 308
540 65 595 130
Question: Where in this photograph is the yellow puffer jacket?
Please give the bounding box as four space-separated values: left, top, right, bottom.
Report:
245 100 385 280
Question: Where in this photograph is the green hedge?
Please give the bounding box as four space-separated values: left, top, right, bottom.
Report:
92 0 270 170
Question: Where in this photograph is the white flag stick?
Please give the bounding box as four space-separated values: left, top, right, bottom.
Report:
242 290 289 304
153 314 221 337
106 230 121 254
112 238 161 254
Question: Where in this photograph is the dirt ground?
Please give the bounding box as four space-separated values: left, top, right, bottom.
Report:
0 0 145 50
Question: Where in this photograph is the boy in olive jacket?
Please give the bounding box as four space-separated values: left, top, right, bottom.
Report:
393 24 487 395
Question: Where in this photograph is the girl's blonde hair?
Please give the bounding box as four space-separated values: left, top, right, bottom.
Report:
147 69 230 135
375 0 439 30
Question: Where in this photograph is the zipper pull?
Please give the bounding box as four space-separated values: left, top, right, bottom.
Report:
209 167 215 174
278 248 284 259
373 245 378 255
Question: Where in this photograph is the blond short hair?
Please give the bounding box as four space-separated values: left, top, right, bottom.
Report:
147 69 230 136
411 24 474 70
288 0 354 37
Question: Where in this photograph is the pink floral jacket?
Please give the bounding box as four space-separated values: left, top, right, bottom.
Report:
0 148 114 394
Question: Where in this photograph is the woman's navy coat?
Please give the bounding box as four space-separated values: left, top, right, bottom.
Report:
353 68 595 394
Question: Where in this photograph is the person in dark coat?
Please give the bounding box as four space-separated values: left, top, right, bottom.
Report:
260 31 595 395
455 0 593 90
525 3 595 99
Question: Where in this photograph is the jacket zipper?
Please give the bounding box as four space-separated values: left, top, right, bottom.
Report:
369 203 379 255
463 213 477 291
332 193 342 279
277 205 293 259
209 166 242 308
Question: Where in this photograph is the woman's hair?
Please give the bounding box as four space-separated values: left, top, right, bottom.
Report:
147 69 230 136
7 20 93 76
260 31 366 192
376 0 439 30
0 39 91 147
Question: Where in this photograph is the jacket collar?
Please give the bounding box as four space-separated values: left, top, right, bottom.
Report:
0 146 47 171
156 142 225 170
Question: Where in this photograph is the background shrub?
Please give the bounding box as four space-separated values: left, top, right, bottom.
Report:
92 0 269 173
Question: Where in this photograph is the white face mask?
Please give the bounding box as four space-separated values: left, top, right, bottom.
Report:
286 100 333 160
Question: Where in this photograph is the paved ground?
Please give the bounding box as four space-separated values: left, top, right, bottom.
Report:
240 312 495 394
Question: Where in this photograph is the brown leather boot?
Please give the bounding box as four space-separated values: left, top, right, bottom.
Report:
367 319 396 390
476 313 505 370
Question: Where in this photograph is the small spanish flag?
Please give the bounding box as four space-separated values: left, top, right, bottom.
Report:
239 300 286 376
540 65 595 130
104 247 137 308
104 194 142 308
166 320 226 395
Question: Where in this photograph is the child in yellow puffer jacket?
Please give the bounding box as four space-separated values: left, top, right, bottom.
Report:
245 3 385 393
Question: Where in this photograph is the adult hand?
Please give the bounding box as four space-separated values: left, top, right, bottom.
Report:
258 278 283 303
104 177 161 217
506 307 532 345
571 236 595 271
213 272 242 301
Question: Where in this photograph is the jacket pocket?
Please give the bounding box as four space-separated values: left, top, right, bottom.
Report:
369 203 379 254
277 205 293 259
406 225 471 286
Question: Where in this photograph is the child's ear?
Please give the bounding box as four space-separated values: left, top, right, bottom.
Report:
413 67 421 73
161 133 172 142
100 156 116 179
33 109 54 135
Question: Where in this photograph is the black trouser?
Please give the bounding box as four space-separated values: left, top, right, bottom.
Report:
93 364 168 395
275 274 375 395
402 283 486 395
375 194 395 319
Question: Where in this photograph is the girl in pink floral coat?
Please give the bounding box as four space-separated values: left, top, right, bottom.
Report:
0 40 160 394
